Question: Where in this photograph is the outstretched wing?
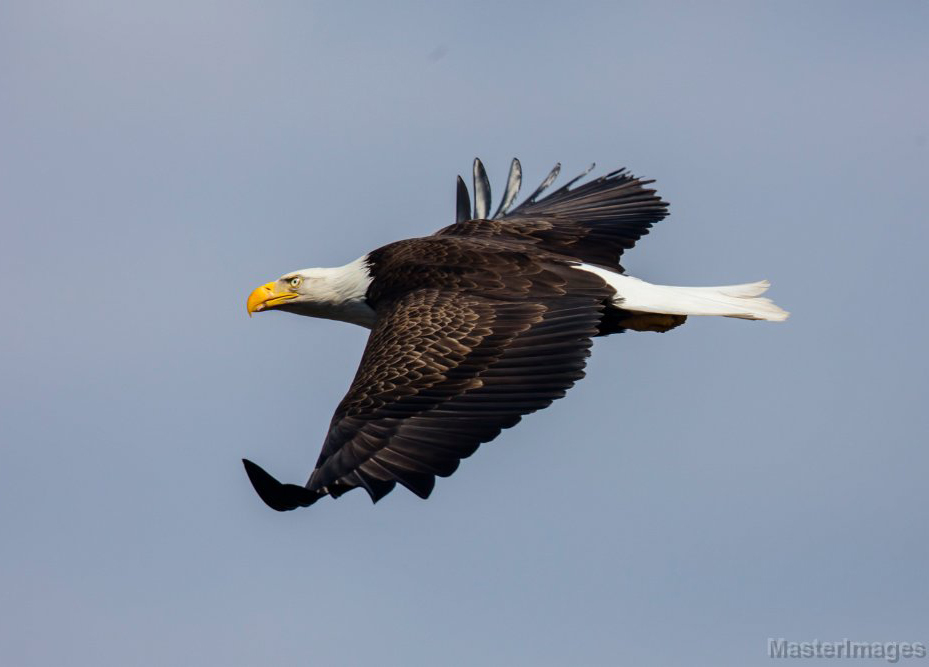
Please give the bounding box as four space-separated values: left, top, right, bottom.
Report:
243 287 603 510
439 158 670 271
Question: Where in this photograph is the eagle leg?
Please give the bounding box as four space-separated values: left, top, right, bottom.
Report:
242 459 323 511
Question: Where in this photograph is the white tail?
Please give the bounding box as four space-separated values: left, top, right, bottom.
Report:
577 265 790 322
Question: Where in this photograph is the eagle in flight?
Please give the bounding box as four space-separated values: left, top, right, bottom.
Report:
243 159 788 511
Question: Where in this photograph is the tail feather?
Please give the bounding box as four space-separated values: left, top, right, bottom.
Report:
622 278 789 321
577 265 789 322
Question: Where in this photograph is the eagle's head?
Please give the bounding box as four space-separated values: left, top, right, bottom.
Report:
246 271 314 316
246 259 376 327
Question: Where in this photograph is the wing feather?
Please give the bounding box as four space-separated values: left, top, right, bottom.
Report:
455 175 471 223
244 285 603 510
492 158 522 218
473 158 492 219
524 162 561 204
437 159 670 271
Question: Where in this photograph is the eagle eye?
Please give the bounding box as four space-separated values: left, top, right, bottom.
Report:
289 276 302 289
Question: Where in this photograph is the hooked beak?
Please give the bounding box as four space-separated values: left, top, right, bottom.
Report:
247 282 298 316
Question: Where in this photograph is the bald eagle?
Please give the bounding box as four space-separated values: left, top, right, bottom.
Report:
243 159 787 511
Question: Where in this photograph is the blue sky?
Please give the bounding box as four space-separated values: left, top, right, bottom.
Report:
1 2 927 665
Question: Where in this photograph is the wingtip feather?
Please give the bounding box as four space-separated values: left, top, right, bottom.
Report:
456 175 471 222
242 458 322 511
473 158 491 219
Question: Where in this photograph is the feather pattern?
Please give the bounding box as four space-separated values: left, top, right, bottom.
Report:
307 288 603 502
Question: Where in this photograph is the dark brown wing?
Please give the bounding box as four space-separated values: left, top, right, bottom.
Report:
244 287 603 510
439 158 670 271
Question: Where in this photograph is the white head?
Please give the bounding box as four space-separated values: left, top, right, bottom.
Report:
246 256 376 328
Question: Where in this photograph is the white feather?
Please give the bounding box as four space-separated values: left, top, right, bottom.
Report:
575 264 789 321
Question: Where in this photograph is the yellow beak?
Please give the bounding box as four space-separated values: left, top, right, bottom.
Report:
247 282 298 316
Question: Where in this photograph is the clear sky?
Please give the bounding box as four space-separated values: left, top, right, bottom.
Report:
2 2 927 665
